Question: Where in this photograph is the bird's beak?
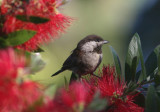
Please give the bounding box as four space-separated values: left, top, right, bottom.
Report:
98 40 109 46
103 40 109 44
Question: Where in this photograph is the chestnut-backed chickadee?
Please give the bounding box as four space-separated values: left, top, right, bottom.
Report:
51 35 108 77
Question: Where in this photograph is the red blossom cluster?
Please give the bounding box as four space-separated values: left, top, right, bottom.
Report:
39 66 144 112
0 0 72 51
52 82 89 112
83 66 144 112
35 82 91 112
0 48 144 112
0 48 42 112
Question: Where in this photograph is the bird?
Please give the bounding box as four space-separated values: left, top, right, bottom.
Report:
51 35 109 78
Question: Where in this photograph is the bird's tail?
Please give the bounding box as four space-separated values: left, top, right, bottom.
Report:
51 69 65 77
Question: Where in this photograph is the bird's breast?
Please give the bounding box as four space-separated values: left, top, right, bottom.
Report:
82 52 102 71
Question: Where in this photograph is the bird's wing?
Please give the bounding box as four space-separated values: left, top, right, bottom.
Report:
62 50 79 70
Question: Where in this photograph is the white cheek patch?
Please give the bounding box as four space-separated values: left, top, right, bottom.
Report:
81 41 97 52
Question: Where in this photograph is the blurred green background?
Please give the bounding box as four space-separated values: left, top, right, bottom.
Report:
31 0 160 87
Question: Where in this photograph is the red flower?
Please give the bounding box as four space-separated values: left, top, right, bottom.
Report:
83 65 144 112
107 98 144 112
1 0 72 51
0 48 43 112
1 81 42 112
52 82 89 112
98 66 125 98
0 48 25 80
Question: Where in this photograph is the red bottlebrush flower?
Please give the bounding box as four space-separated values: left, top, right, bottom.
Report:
83 65 144 112
98 66 144 112
98 66 125 97
1 0 72 51
36 99 55 112
0 48 25 80
107 98 144 112
82 77 98 103
0 48 42 112
1 81 43 112
52 82 89 112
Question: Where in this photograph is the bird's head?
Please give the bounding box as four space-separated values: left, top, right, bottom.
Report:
77 35 109 53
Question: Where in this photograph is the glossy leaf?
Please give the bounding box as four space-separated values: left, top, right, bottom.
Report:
109 46 122 79
136 33 146 82
135 70 141 81
145 85 160 112
125 33 140 83
155 53 160 86
145 51 158 78
137 45 160 81
6 30 36 46
16 15 49 24
131 56 138 81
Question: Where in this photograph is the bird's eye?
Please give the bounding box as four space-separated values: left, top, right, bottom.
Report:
97 39 100 42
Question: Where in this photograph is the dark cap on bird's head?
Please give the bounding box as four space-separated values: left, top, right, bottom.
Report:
76 35 109 52
78 35 104 45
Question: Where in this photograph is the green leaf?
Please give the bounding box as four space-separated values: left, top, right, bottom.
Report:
109 46 122 79
16 15 49 24
16 15 29 22
69 72 79 84
87 91 108 112
145 85 160 112
125 33 140 83
16 15 49 23
6 30 36 46
135 70 141 81
30 53 46 74
155 75 160 86
33 47 44 52
29 16 49 24
145 50 158 78
135 33 146 82
131 56 138 81
154 45 160 56
155 53 160 86
138 45 160 81
0 37 7 48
